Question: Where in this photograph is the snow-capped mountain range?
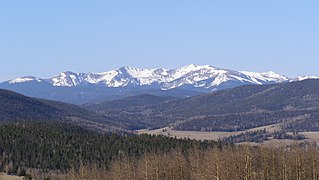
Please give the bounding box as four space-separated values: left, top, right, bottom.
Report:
0 64 317 104
5 64 290 89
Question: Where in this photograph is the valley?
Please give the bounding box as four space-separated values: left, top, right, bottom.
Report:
137 124 280 141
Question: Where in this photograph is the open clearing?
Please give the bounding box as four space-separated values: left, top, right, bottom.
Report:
137 124 319 146
137 124 280 141
0 174 23 180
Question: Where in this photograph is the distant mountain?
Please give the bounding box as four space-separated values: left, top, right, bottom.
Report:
293 76 319 81
85 79 319 132
4 64 289 88
0 64 292 104
0 88 125 133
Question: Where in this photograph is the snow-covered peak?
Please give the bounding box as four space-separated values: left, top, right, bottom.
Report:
179 64 199 71
50 71 91 87
178 64 217 72
117 66 156 78
240 71 289 85
4 65 293 90
261 71 289 81
8 76 43 84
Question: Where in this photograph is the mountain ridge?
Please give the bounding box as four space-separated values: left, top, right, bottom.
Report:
0 88 126 133
4 64 290 89
1 64 317 104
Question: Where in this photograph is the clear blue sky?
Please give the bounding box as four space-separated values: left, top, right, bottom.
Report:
0 1 318 81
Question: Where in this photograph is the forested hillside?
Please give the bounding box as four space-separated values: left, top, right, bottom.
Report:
84 94 177 112
2 121 318 180
160 79 319 115
86 79 319 132
0 88 126 133
0 121 218 178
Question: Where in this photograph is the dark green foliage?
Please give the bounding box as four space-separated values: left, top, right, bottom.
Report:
0 121 218 173
223 129 306 143
222 129 271 143
282 113 319 131
174 110 312 132
272 130 305 140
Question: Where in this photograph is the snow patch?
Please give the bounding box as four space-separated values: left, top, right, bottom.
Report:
9 77 42 84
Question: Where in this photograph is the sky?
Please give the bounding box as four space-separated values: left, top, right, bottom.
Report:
0 1 318 81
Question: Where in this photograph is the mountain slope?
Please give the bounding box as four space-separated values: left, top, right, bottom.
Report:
85 79 319 132
0 89 125 133
84 94 177 112
0 64 289 104
0 120 216 174
160 79 319 116
0 88 69 121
